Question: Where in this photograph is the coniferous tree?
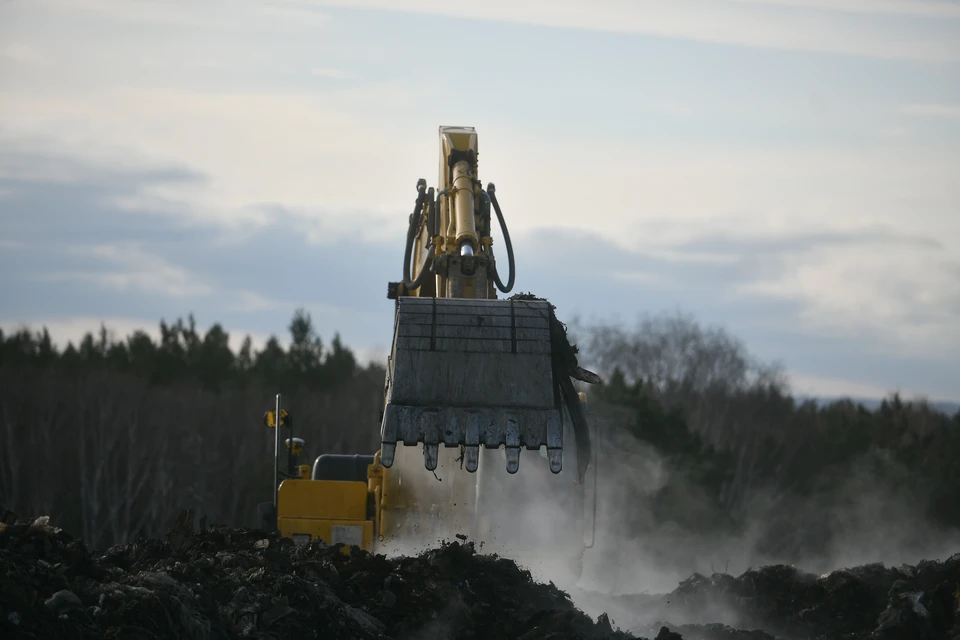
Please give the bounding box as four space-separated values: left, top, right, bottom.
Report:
287 308 324 382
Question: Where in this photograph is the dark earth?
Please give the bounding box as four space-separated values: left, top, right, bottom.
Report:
2 509 959 639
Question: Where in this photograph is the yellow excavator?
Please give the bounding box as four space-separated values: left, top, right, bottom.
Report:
260 126 601 582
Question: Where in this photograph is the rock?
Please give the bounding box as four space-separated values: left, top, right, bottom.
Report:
44 589 82 614
655 626 684 640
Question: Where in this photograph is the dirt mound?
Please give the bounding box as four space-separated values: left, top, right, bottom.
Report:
616 558 960 639
3 509 959 640
0 509 637 640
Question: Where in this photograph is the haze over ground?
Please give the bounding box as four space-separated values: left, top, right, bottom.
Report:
1 0 958 401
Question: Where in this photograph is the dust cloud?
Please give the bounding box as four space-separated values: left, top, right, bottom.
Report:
371 402 959 636
572 414 959 632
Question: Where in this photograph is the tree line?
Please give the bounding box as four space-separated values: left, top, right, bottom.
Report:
0 309 384 550
1 309 959 572
0 309 369 392
573 312 960 583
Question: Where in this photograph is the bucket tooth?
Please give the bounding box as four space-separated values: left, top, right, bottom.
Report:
505 447 520 473
381 443 396 468
465 445 480 472
464 413 480 472
424 443 439 471
421 411 440 471
546 412 562 474
504 414 521 474
547 448 562 473
380 403 399 467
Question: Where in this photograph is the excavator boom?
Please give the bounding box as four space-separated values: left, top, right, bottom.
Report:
264 126 601 586
380 125 597 482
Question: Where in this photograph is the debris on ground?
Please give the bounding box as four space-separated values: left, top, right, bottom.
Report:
615 556 960 640
0 509 634 640
2 508 959 640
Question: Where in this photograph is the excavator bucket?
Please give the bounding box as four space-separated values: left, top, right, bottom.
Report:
379 295 593 479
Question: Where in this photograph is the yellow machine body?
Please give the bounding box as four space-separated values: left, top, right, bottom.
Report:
271 126 598 579
276 453 385 554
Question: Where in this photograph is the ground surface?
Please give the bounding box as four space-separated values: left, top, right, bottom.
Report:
1 510 959 639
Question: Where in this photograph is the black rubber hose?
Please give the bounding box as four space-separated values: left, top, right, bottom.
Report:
487 183 515 293
431 188 443 238
402 180 433 291
479 188 492 238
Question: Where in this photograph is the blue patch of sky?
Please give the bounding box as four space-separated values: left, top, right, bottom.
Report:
19 2 957 149
309 7 960 145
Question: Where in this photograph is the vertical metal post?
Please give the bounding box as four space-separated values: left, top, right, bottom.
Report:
286 417 294 478
273 393 281 510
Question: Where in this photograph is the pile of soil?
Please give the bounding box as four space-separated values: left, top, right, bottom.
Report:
0 509 636 640
2 508 959 639
617 558 960 640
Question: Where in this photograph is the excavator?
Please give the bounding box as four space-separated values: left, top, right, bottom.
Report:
260 126 602 583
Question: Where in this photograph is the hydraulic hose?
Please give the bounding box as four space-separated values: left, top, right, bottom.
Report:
433 189 446 238
486 183 515 293
402 180 434 291
479 188 492 239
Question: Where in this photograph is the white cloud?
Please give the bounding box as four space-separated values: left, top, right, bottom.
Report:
17 83 954 254
34 244 213 298
733 0 960 18
900 104 960 119
354 345 388 368
788 371 916 400
610 270 661 284
310 67 349 79
738 242 960 359
28 0 234 28
480 137 960 250
1 43 48 66
228 291 282 313
218 291 378 324
0 85 436 239
305 0 960 61
255 3 332 27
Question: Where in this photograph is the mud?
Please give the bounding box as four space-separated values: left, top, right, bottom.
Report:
2 509 959 640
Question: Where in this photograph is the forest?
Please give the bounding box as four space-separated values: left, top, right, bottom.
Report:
1 308 958 576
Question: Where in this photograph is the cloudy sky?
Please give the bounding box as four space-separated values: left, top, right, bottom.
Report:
1 0 958 400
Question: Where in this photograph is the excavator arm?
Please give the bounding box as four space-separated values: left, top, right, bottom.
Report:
381 126 599 482
265 126 601 574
